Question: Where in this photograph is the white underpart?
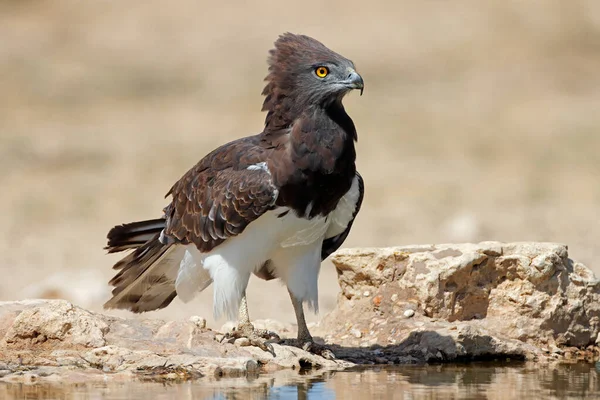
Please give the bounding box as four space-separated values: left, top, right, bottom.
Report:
325 175 361 239
174 248 213 301
174 171 361 321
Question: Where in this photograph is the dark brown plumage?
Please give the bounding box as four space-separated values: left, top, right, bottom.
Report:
104 33 365 351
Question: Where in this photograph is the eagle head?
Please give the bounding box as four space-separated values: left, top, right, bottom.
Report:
261 33 363 129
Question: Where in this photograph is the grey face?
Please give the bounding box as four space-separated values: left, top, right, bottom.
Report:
312 61 364 95
296 59 364 105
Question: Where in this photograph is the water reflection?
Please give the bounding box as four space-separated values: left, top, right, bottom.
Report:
1 362 599 400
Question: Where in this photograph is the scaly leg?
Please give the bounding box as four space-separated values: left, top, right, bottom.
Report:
282 289 335 360
220 292 280 355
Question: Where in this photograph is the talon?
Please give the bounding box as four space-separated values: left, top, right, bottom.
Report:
281 338 336 360
220 323 279 356
263 342 276 357
321 349 336 361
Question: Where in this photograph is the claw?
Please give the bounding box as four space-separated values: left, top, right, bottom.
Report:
221 323 279 357
281 338 336 360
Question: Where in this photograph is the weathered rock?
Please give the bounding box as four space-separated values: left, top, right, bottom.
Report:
0 299 345 382
1 299 108 348
319 242 600 363
0 242 598 382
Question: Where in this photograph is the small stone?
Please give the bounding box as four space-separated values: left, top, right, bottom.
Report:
404 309 415 318
245 359 259 373
363 290 371 297
372 295 383 307
0 370 11 378
350 328 362 338
564 351 573 359
374 357 388 364
214 334 224 342
220 321 236 333
189 316 207 329
390 294 399 302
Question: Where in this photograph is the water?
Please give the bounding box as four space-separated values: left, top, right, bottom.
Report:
1 362 599 400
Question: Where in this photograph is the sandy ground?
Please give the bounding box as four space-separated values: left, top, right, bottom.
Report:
1 0 599 329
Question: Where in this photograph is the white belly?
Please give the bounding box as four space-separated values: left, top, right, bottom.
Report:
174 174 361 320
175 208 330 320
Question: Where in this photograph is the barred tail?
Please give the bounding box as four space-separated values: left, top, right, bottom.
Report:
104 219 184 313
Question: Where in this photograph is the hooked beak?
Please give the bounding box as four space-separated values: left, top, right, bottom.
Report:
345 69 364 96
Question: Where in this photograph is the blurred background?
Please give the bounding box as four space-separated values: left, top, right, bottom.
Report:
1 0 599 328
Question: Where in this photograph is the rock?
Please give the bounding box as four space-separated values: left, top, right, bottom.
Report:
1 242 598 382
1 299 108 348
320 242 600 363
0 299 342 382
189 316 206 329
350 328 362 338
220 321 236 333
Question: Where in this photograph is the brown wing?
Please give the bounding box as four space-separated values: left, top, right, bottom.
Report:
162 136 279 253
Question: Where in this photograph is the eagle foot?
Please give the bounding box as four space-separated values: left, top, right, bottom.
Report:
221 323 280 356
280 338 336 360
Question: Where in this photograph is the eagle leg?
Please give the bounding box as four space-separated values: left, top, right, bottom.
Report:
281 290 336 360
220 292 280 356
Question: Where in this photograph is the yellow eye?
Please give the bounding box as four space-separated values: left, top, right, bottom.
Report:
315 66 329 78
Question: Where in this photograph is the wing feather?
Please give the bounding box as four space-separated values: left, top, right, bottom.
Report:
163 136 278 253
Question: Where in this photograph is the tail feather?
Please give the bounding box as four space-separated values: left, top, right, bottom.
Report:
104 219 184 313
106 218 165 254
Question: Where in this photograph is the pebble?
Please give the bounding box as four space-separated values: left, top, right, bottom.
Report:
189 316 207 329
404 309 415 318
390 294 398 302
350 328 362 338
221 321 236 333
372 295 383 307
245 360 259 373
363 290 371 297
